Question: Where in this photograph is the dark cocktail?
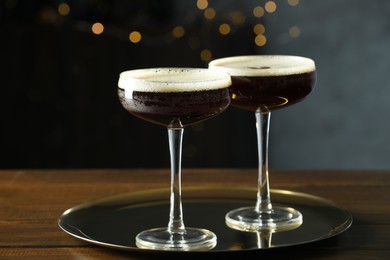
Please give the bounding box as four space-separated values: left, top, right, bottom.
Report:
118 83 230 127
118 68 231 250
209 55 316 232
227 72 315 112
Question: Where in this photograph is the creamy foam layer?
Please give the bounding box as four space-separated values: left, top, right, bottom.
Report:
118 68 231 92
208 55 315 76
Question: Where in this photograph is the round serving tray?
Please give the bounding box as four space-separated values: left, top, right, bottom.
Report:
58 187 352 253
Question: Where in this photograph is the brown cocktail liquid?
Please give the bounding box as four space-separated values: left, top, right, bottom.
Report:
118 88 230 127
230 71 316 112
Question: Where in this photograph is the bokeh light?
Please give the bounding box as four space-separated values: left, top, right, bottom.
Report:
289 26 301 38
204 8 216 20
265 1 277 13
57 3 70 16
172 26 185 38
288 0 300 7
129 31 142 43
219 23 231 35
200 49 212 62
253 6 265 18
253 23 266 35
197 0 208 10
31 1 305 58
255 34 267 47
230 11 246 25
91 22 104 35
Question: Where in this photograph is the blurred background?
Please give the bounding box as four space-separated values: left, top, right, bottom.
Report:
1 0 390 169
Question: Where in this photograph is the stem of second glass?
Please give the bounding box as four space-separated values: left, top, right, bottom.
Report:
255 111 273 213
167 127 186 234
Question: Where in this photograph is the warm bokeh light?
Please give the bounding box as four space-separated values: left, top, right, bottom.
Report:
253 23 266 35
265 1 277 13
253 6 265 18
255 34 267 47
204 8 216 20
231 11 246 25
172 26 185 38
91 22 104 35
200 49 212 62
289 26 301 38
39 7 63 26
219 23 231 35
197 0 208 10
57 3 70 16
129 31 142 43
288 0 300 6
62 1 302 60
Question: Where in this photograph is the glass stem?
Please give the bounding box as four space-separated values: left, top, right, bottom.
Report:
167 127 186 234
255 111 273 213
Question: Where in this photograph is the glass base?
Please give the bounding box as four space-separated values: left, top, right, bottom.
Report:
225 206 303 232
135 227 217 251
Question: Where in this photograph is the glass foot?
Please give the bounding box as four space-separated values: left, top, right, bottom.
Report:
135 227 217 251
225 206 303 232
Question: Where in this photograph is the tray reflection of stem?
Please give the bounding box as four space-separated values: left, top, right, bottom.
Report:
256 230 272 248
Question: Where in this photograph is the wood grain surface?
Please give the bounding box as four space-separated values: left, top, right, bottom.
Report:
0 169 388 259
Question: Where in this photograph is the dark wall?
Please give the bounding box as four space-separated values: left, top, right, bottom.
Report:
1 0 258 168
2 0 390 169
263 0 390 169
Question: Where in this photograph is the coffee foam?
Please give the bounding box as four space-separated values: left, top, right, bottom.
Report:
208 55 315 76
118 68 231 92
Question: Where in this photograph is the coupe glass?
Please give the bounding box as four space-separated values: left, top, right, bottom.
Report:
209 55 316 232
117 68 231 250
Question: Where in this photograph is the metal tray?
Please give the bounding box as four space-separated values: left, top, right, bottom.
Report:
58 187 352 253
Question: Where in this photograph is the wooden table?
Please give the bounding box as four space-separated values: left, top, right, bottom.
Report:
0 169 388 259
